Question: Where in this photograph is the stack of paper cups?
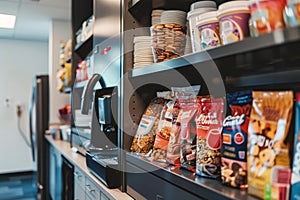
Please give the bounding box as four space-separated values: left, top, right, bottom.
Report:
133 36 154 68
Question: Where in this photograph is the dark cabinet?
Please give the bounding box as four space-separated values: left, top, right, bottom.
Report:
62 156 74 200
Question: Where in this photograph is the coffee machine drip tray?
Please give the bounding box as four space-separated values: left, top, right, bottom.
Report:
86 149 121 189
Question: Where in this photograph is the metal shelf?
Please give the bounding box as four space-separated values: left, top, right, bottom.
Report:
129 26 300 85
126 153 258 200
74 34 93 59
128 0 228 22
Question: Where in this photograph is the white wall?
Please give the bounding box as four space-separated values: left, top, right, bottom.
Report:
48 20 71 124
0 39 48 173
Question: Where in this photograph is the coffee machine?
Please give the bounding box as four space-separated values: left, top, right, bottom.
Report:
80 73 121 189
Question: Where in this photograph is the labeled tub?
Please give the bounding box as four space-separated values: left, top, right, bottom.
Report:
218 1 250 44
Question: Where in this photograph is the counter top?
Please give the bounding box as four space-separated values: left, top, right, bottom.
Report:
45 135 133 200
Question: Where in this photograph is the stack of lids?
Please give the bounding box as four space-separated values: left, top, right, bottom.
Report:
133 36 154 69
161 10 187 26
151 10 164 26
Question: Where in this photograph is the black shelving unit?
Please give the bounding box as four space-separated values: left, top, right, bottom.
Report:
126 153 258 200
122 0 300 200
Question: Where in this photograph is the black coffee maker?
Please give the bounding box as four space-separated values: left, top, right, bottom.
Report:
81 73 120 189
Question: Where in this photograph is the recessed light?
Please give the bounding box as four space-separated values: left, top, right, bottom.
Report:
0 14 16 29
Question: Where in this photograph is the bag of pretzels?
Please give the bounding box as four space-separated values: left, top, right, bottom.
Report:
130 97 166 154
247 91 293 200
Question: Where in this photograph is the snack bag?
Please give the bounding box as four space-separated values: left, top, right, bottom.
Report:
179 100 198 172
166 101 182 165
130 97 166 154
166 85 200 165
248 91 293 200
151 100 175 161
196 97 224 178
291 93 300 200
221 90 252 189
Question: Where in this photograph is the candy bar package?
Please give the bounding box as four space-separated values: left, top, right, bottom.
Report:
179 100 198 172
166 85 200 165
291 93 300 200
221 90 252 188
151 100 175 161
130 97 166 154
248 91 293 200
196 97 224 178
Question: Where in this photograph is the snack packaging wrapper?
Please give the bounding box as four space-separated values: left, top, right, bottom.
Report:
221 90 252 188
196 97 224 178
130 97 166 154
247 91 293 200
151 100 175 162
166 85 200 165
179 100 198 172
291 93 300 200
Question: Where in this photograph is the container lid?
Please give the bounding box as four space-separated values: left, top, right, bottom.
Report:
218 1 250 11
187 7 217 20
190 1 217 10
218 1 250 17
196 11 218 26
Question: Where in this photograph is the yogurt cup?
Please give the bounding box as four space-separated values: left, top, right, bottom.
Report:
218 1 250 44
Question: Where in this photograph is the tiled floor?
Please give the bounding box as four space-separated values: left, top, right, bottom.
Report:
0 172 37 200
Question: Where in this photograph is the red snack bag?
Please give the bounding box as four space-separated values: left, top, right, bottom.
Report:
195 97 224 178
166 100 182 165
179 99 198 172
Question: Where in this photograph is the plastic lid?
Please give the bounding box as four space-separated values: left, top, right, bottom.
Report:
218 1 250 17
218 1 250 11
187 7 217 20
197 11 218 25
190 1 217 10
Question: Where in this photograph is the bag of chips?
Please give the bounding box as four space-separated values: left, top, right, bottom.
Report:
221 90 252 188
130 97 166 154
248 91 293 200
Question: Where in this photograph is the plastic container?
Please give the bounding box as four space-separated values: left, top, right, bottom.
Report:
218 1 250 45
187 1 217 52
151 23 187 62
249 0 286 37
284 0 300 27
190 1 217 11
196 11 221 50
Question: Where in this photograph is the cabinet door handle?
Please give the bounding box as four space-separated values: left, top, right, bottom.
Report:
74 172 82 178
86 185 95 193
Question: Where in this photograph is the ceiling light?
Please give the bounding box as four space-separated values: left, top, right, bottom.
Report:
0 14 16 29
